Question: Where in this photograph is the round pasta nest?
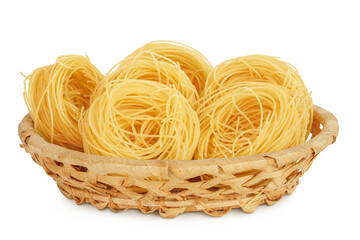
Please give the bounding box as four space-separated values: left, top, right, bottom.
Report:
203 54 312 133
196 82 310 159
80 80 200 160
127 40 213 93
195 54 313 159
100 53 199 108
23 55 103 151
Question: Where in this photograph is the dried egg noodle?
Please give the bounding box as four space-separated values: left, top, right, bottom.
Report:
23 55 103 151
196 55 313 159
80 80 200 160
99 53 199 108
196 82 311 159
127 40 212 94
23 44 313 161
202 55 313 137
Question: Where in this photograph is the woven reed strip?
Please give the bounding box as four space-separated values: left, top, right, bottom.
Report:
18 105 338 218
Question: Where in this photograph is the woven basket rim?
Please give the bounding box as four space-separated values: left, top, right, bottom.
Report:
18 105 339 177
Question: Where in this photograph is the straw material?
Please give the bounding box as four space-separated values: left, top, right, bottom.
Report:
18 105 338 218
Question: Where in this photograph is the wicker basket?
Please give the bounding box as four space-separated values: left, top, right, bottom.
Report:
18 105 338 218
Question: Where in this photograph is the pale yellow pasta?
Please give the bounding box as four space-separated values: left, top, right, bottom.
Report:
80 80 200 160
127 40 212 93
202 55 313 137
23 55 103 151
96 53 199 109
196 81 312 159
23 49 313 161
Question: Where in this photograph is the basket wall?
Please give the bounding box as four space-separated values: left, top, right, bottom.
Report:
18 105 338 218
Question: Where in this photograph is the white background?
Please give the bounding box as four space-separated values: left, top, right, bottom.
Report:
1 0 359 239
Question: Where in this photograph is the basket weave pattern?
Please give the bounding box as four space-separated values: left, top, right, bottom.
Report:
18 105 338 218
